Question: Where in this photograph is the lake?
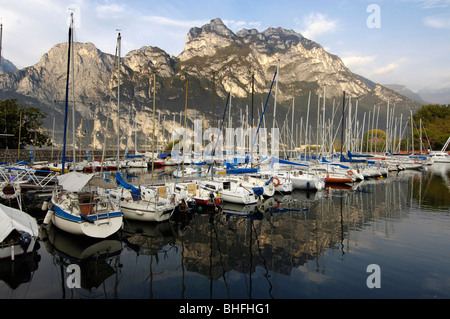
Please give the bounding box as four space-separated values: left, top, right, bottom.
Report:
1 163 449 303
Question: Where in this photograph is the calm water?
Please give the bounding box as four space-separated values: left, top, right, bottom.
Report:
1 164 449 301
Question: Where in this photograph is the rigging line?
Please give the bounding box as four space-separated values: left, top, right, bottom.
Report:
210 215 231 297
212 91 231 156
244 70 277 168
251 221 274 299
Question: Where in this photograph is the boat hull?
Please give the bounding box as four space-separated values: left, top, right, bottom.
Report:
194 197 223 206
325 175 353 184
221 191 258 205
120 204 173 222
0 237 38 260
49 205 123 239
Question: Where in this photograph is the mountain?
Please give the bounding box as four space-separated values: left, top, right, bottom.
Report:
0 57 18 73
384 84 428 104
0 18 422 149
418 87 450 105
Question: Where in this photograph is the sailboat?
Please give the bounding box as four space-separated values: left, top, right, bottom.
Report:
44 172 123 238
214 174 275 197
104 62 176 222
0 203 39 260
196 178 258 205
166 180 223 208
43 16 123 239
430 136 450 164
105 172 175 222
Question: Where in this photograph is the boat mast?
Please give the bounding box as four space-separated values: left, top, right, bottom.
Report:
211 69 215 128
272 60 280 130
322 86 326 157
151 71 156 185
182 77 188 182
61 13 73 174
71 15 76 170
340 91 345 160
116 32 121 168
410 110 414 154
305 91 311 161
291 97 295 159
0 22 3 74
251 73 254 167
316 93 320 158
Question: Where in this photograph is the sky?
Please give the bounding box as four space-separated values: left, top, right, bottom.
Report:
1 0 450 99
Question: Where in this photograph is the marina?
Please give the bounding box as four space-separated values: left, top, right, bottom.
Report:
0 161 449 299
0 2 449 306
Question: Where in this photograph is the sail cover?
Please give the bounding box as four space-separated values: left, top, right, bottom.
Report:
115 172 140 195
57 172 115 192
0 204 39 242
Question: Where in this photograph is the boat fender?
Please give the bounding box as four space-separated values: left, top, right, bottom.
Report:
19 232 32 250
43 210 53 225
0 182 21 200
272 177 280 187
41 201 49 211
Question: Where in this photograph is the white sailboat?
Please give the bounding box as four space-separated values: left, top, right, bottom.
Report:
214 174 275 197
0 203 39 260
44 172 123 238
273 170 325 190
430 137 450 163
430 151 450 163
43 16 123 239
166 180 223 207
249 171 294 194
197 178 258 205
105 172 175 222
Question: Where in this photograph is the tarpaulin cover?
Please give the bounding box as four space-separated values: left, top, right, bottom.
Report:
57 172 115 192
116 172 140 196
0 204 39 242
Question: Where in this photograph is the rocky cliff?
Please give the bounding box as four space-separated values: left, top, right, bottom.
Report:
0 18 421 150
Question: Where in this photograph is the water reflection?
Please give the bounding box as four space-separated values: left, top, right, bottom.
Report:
39 225 122 298
1 164 449 298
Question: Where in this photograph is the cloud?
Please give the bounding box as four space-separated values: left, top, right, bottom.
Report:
424 14 450 29
372 62 399 75
417 0 450 8
141 16 208 29
342 55 377 69
95 3 126 19
300 12 338 40
340 52 405 82
401 0 450 8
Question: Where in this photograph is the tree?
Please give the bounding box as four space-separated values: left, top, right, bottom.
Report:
413 104 450 151
362 129 386 153
0 99 51 149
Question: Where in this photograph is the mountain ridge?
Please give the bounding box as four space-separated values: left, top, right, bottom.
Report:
0 18 422 149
